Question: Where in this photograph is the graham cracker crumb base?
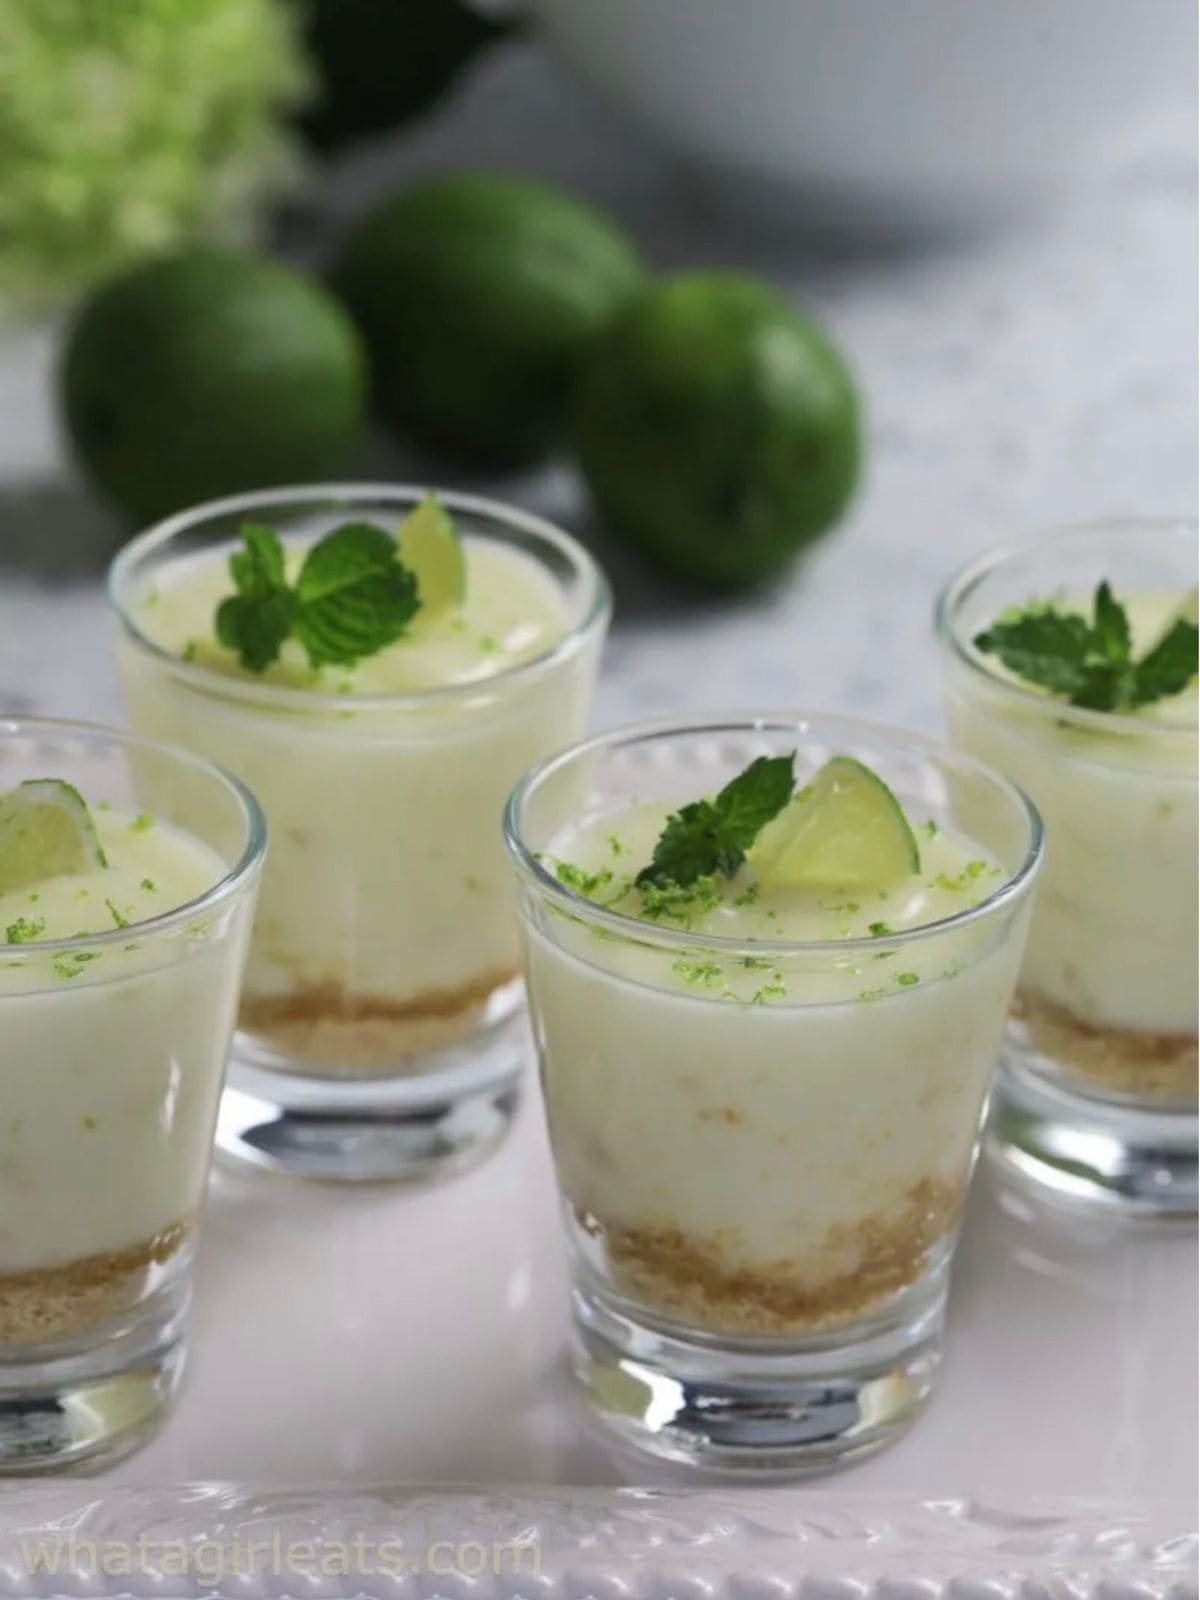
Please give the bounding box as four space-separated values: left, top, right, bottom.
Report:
241 966 519 1073
0 1219 192 1344
1015 990 1198 1103
580 1177 961 1336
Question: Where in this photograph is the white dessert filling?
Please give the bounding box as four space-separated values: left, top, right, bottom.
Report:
137 536 571 693
948 589 1197 1041
523 793 1028 1328
1 810 245 1278
121 537 597 1059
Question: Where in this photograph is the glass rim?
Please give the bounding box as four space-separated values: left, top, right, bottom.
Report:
934 517 1199 737
0 715 266 956
107 482 613 714
503 711 1045 959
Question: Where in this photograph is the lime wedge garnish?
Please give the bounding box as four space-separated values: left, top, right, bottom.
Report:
0 779 107 893
397 494 466 615
749 756 920 890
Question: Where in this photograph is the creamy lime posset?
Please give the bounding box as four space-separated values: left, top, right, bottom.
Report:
0 792 247 1342
146 532 569 695
544 803 1002 1001
118 496 603 1070
1 800 216 943
947 584 1198 1101
519 751 1032 1336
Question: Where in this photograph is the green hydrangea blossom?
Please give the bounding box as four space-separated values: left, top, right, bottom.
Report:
0 0 310 316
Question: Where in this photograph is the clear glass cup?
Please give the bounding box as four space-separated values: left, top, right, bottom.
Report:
0 718 263 1473
110 485 610 1182
504 714 1042 1475
937 520 1198 1219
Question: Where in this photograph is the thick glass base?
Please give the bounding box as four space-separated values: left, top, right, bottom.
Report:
0 1281 186 1475
571 1280 943 1478
216 1011 527 1181
989 1047 1198 1220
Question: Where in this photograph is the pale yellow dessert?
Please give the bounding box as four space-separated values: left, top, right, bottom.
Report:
117 502 602 1070
146 540 571 696
0 796 247 1343
521 757 1032 1337
946 588 1198 1101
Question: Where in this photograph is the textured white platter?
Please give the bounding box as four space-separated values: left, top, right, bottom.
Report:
0 1486 1194 1593
0 1088 1194 1594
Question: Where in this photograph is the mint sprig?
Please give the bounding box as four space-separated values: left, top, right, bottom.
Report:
216 524 295 671
635 753 795 889
974 583 1198 712
215 522 420 672
1133 613 1199 706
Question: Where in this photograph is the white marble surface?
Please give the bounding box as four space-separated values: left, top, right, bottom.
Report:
0 43 1196 1512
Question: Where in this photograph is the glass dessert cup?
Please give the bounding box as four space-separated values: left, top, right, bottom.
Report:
504 714 1043 1476
110 485 609 1182
937 521 1198 1219
0 718 263 1473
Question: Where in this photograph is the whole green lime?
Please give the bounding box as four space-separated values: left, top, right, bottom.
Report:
571 271 861 589
61 248 367 524
331 170 645 465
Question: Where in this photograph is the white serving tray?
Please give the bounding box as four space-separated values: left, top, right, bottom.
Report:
0 1485 1194 1594
0 1081 1194 1590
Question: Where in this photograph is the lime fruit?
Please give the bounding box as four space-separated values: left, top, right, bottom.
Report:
397 494 466 614
330 170 646 464
0 780 107 893
61 248 367 524
571 270 861 589
750 757 919 890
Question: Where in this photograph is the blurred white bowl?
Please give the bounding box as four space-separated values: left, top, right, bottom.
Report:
526 0 1196 230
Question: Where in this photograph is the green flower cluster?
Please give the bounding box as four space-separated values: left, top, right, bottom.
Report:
0 0 309 315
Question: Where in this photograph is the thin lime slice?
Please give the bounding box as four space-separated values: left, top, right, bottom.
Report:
0 779 108 893
397 494 466 615
749 756 920 890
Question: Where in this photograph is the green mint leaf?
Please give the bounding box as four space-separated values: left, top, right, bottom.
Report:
229 523 287 598
636 752 796 889
974 583 1195 712
1131 618 1199 707
973 607 1094 698
216 590 294 672
293 523 420 669
1070 660 1132 712
636 797 726 888
1076 582 1137 707
215 523 294 671
213 520 422 673
1092 581 1132 664
716 753 798 841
